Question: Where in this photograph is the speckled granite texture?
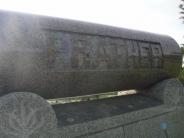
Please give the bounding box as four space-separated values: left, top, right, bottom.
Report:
0 10 182 99
0 80 183 138
55 79 184 138
0 92 57 138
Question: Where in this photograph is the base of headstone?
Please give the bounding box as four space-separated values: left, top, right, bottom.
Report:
0 79 183 138
55 78 184 138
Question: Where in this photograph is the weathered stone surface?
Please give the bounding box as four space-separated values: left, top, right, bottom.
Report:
124 111 172 138
53 94 161 127
57 105 176 137
123 107 184 138
56 79 184 137
0 10 182 99
147 78 184 106
57 106 184 138
0 9 182 138
82 127 125 138
0 92 57 138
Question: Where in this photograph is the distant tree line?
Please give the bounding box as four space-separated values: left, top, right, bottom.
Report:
179 0 184 22
179 0 184 54
178 1 184 83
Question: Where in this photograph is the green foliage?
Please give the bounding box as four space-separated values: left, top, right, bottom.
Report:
172 1 184 84
181 46 184 54
179 46 184 84
179 68 184 84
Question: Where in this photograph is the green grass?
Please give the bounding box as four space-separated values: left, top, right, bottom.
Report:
47 90 137 105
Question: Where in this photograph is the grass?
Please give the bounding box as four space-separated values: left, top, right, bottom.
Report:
47 90 137 105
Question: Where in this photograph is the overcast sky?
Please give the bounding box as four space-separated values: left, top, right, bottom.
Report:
0 0 183 45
